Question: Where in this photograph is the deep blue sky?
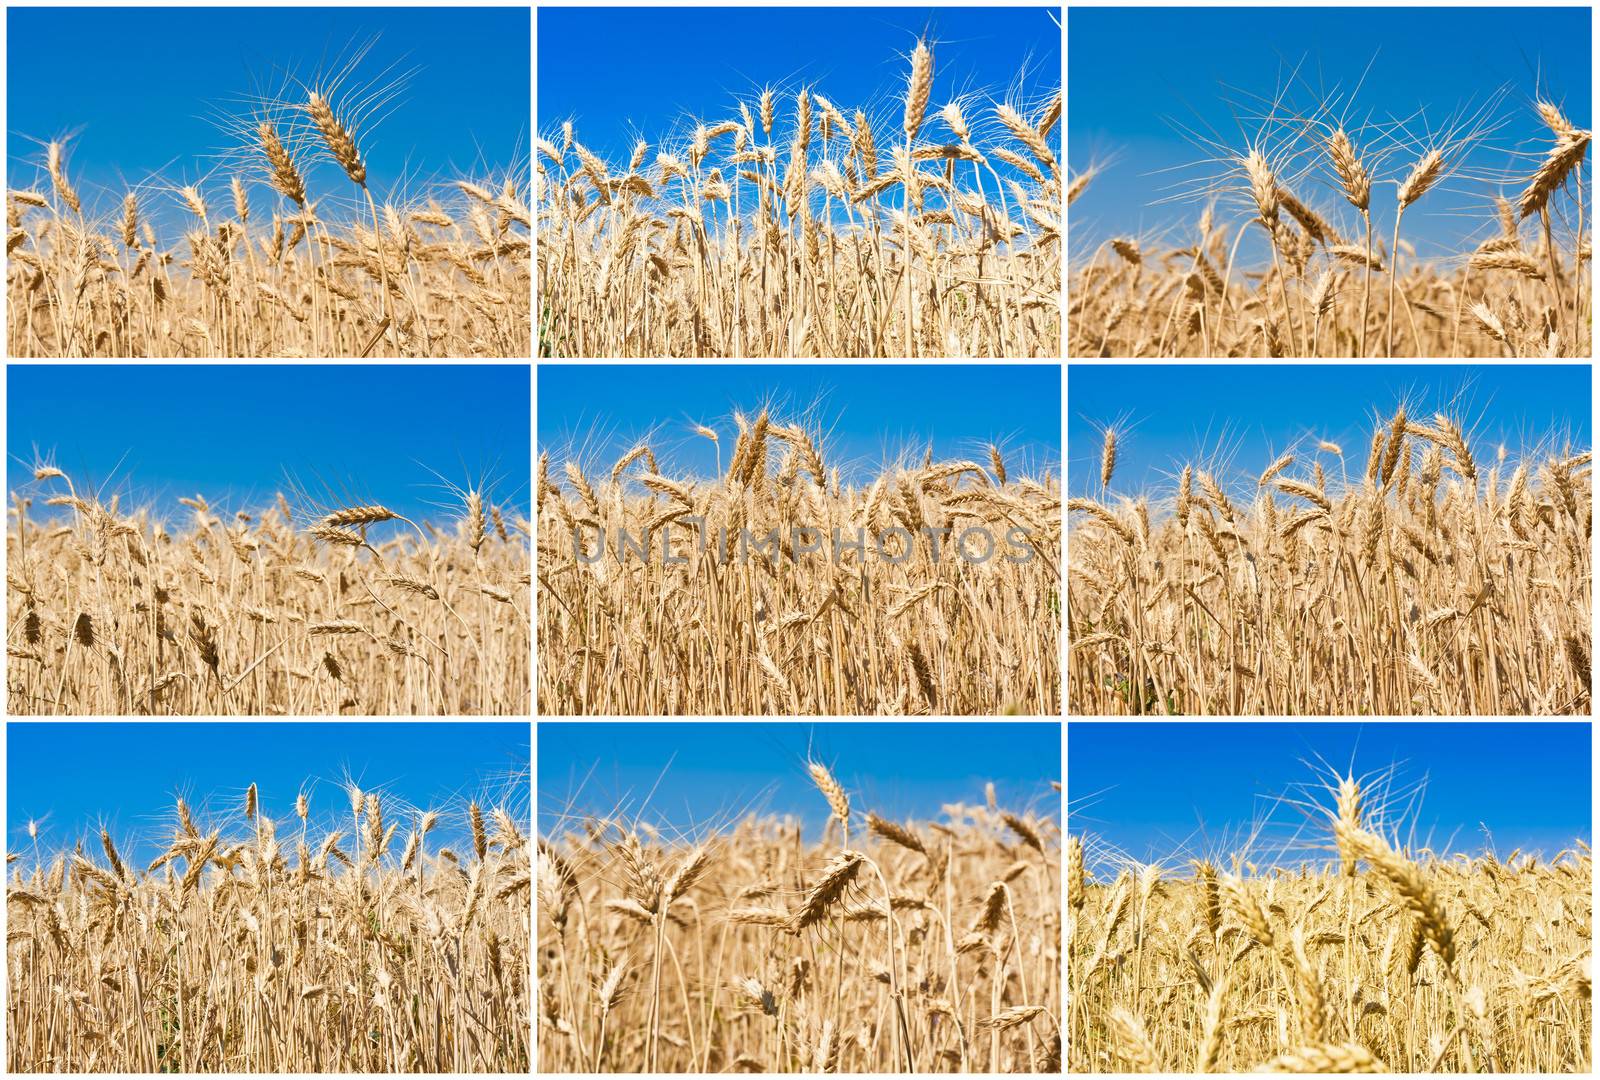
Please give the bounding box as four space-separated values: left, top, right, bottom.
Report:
1068 7 1592 261
7 7 528 224
538 721 1061 841
8 365 530 526
539 365 1060 483
1067 364 1590 496
1068 722 1591 871
538 6 1061 165
7 722 530 866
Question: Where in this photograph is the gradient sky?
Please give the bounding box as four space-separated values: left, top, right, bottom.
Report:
6 721 530 866
1068 6 1592 262
539 364 1060 483
6 7 528 226
538 721 1061 841
1067 363 1590 496
1068 722 1592 872
7 365 530 526
539 6 1060 155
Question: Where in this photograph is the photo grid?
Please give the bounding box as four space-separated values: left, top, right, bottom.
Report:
2 0 1070 1077
1067 0 1596 1076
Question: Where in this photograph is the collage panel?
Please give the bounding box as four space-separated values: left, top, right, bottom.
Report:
1066 720 1593 1073
5 5 530 360
5 364 531 716
1066 5 1591 358
536 719 1062 1073
5 719 532 1072
535 4 1062 359
1067 363 1592 716
535 363 1061 716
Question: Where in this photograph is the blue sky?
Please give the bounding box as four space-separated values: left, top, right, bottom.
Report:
1068 722 1591 871
538 6 1061 165
7 365 530 526
6 7 527 225
539 365 1060 483
1068 6 1592 261
1067 364 1590 496
538 721 1061 841
7 722 530 866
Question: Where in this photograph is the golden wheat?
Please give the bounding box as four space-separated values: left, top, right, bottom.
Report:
537 41 1061 358
1069 98 1590 357
539 764 1061 1071
7 92 528 357
6 782 530 1071
7 472 529 714
1068 411 1591 714
537 413 1061 714
1068 775 1592 1072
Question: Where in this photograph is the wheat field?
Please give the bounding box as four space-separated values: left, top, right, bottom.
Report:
537 37 1061 358
1068 95 1591 357
538 760 1062 1072
7 468 530 715
537 412 1061 715
7 69 529 357
6 781 530 1072
1068 409 1592 715
1067 774 1593 1073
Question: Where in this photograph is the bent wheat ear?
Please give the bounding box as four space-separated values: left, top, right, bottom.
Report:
1520 128 1590 219
1276 185 1336 244
663 846 711 903
1397 149 1444 209
1001 812 1044 854
308 620 369 636
1471 302 1510 346
1067 168 1096 206
789 850 864 931
1328 244 1384 270
258 122 308 207
308 92 366 186
866 813 927 855
310 524 365 547
995 103 1057 175
323 505 397 527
